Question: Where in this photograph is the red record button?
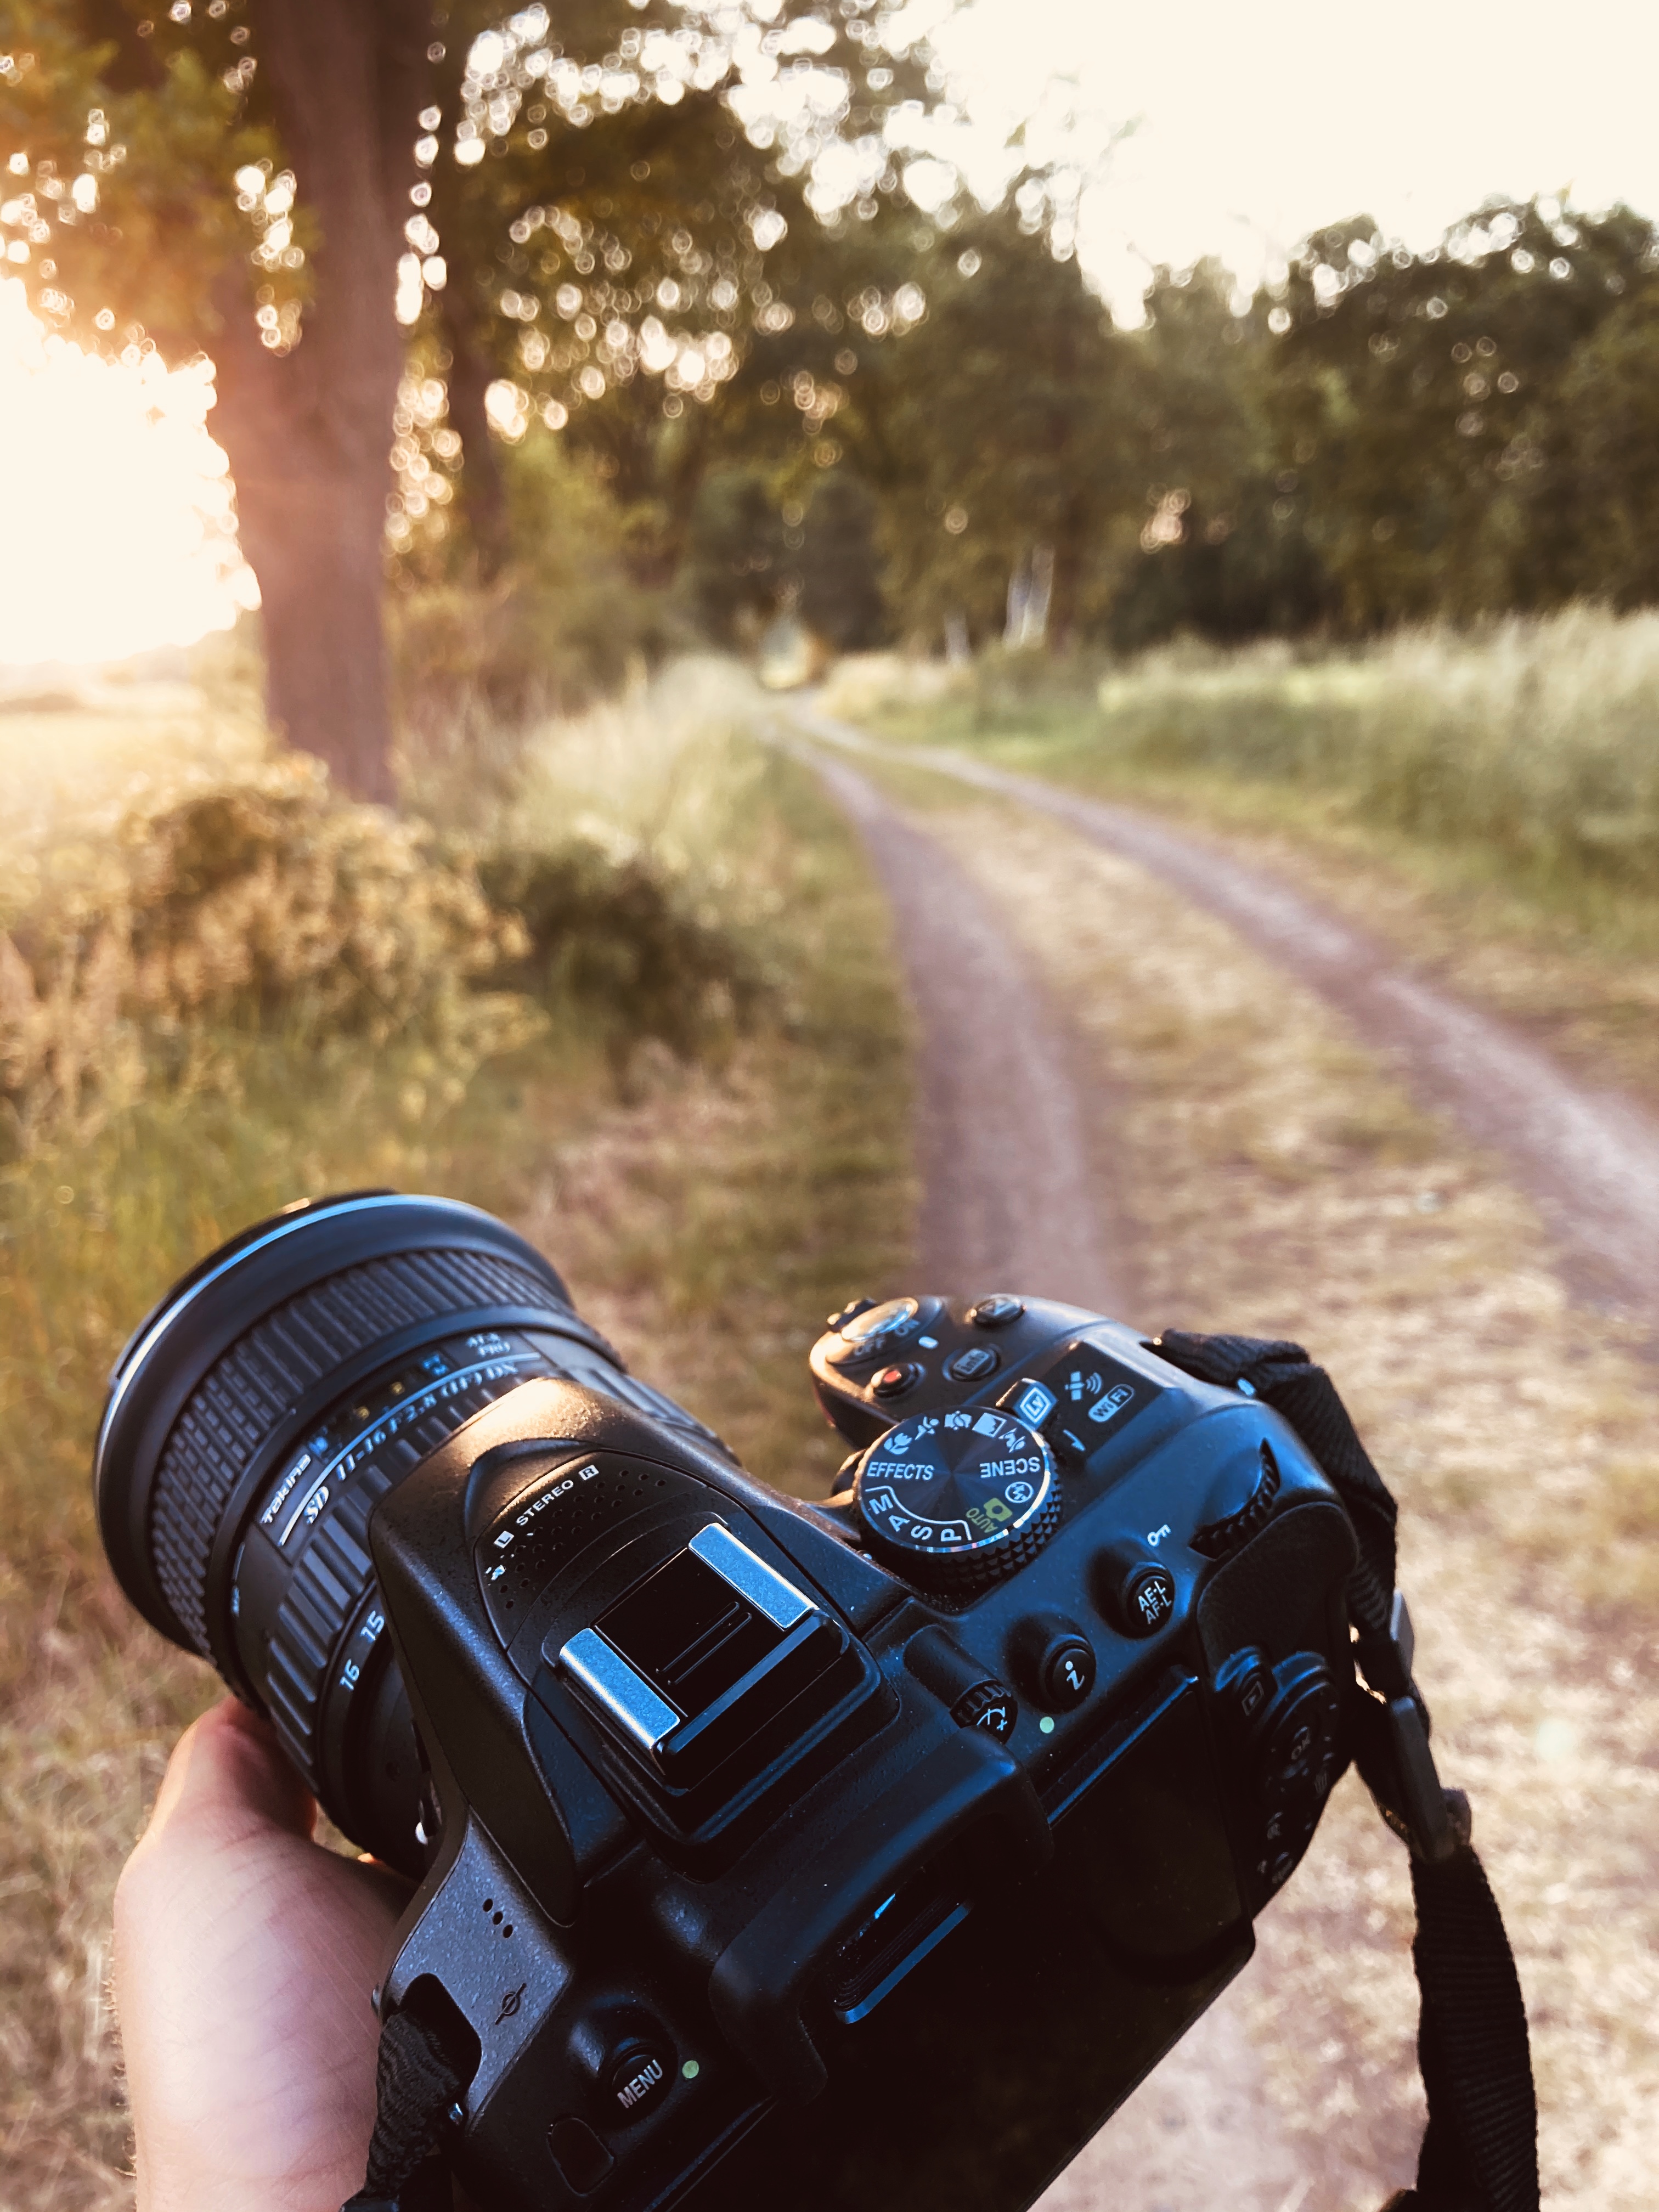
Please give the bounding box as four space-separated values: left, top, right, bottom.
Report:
871 1362 919 1399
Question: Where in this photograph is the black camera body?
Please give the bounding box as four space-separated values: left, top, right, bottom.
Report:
96 1197 1359 2212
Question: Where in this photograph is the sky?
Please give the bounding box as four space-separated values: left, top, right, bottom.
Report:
8 0 1659 667
930 0 1659 318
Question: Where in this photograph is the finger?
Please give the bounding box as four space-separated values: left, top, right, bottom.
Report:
140 1695 318 1862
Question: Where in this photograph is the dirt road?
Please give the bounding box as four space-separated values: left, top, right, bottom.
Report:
804 751 1122 1310
800 733 1659 2211
798 708 1659 1335
804 745 1324 2210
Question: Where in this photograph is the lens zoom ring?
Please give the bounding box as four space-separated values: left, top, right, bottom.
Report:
150 1246 565 1656
264 1481 390 1789
262 1348 555 1778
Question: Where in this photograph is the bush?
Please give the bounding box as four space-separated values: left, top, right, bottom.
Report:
479 839 766 1081
0 762 528 1153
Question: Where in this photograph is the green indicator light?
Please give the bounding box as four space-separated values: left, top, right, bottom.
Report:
681 2059 701 2081
1039 1715 1056 1735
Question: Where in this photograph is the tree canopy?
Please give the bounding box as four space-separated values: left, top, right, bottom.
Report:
0 0 957 787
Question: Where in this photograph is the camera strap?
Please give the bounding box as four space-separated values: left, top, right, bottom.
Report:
341 2000 462 2212
1154 1331 1541 2212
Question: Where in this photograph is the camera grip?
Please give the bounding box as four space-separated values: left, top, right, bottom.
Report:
708 1729 1052 2103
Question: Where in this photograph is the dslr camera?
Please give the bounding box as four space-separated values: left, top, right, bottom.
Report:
99 1192 1367 2212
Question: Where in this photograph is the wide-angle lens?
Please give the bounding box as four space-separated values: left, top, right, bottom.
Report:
95 1190 699 1867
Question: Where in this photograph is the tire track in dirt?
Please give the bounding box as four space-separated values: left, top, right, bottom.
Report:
804 749 1122 1310
804 746 1312 2212
797 708 1659 1335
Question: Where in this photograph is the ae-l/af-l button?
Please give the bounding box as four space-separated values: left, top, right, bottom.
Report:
1094 1542 1177 1638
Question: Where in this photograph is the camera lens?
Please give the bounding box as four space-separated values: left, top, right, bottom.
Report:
95 1190 676 1871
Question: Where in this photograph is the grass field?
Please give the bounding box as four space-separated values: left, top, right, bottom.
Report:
825 611 1659 1102
833 608 1659 907
0 662 913 2209
13 608 1659 2207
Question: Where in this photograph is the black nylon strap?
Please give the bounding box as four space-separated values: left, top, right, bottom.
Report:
340 2002 459 2212
1156 1331 1399 1643
1153 1329 1539 2212
1407 1847 1539 2212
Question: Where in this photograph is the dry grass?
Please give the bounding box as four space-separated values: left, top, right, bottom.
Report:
834 608 1659 897
825 622 1659 1105
0 670 913 2211
909 789 1659 2208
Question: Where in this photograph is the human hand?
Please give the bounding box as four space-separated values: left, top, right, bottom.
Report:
115 1696 410 2212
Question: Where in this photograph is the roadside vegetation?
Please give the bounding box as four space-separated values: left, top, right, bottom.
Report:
829 609 1659 1097
0 657 911 2211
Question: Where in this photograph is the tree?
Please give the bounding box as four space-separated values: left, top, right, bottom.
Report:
1504 287 1659 609
1259 199 1658 628
1102 261 1335 649
858 202 1141 650
2 0 433 799
680 463 787 644
407 13 941 595
0 0 949 795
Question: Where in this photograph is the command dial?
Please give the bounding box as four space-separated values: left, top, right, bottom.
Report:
854 1406 1061 1594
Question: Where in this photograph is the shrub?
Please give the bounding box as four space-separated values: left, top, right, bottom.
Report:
0 761 529 1153
479 839 766 1081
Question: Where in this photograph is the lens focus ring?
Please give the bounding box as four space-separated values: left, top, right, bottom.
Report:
267 1495 381 1792
258 1333 574 1791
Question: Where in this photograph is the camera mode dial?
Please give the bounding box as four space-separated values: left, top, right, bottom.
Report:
853 1404 1060 1594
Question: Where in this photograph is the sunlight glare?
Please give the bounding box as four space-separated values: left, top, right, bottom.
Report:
0 279 254 671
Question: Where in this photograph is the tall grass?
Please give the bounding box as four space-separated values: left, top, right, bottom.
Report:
1092 610 1659 889
833 606 1659 909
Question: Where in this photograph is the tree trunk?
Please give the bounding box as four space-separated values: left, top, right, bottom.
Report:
209 0 435 804
231 464 397 801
